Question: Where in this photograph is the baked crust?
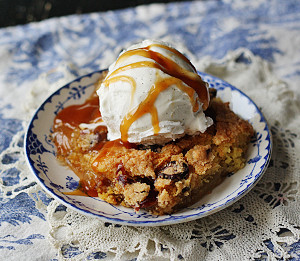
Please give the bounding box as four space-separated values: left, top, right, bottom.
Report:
53 94 254 215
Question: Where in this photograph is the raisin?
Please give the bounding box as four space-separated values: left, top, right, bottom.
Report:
182 186 190 193
136 189 158 210
116 163 133 186
209 88 217 99
157 161 189 181
136 144 162 152
135 176 154 186
116 164 155 187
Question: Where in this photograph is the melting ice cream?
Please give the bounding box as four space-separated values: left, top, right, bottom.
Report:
97 40 212 145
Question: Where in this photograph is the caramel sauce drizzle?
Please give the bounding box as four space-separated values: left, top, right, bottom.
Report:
92 139 134 170
103 75 136 109
114 45 208 109
52 92 132 198
52 93 101 155
102 43 209 142
120 75 191 141
151 43 194 66
63 189 88 197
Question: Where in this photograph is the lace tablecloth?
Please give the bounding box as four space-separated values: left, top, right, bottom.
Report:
1 0 299 260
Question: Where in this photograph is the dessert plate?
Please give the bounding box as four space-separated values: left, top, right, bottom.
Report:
25 70 272 226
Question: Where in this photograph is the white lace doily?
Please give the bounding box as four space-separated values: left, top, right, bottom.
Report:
1 48 299 260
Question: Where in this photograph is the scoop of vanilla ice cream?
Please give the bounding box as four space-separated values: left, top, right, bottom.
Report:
97 40 212 145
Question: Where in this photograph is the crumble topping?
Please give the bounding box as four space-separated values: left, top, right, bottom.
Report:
52 87 254 215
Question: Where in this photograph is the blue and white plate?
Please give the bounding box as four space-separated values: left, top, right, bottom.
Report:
25 70 272 226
